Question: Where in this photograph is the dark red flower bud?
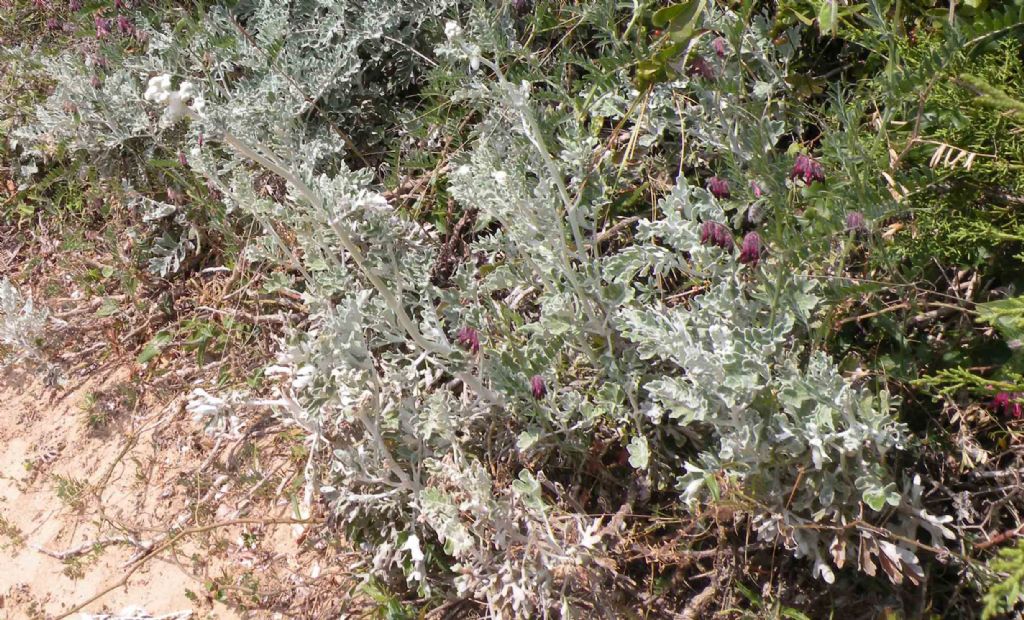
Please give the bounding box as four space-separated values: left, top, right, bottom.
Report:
699 221 733 250
711 36 728 58
687 56 715 80
845 211 867 233
116 15 133 35
739 231 765 265
456 326 480 354
789 154 825 185
707 176 731 199
530 375 547 400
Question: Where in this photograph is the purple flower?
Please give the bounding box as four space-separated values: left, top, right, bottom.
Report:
711 36 728 58
992 392 1023 419
46 17 61 31
707 176 731 199
178 150 188 167
94 15 111 38
845 211 867 233
790 154 826 185
68 0 81 10
687 56 715 80
699 221 733 250
750 180 765 198
530 375 547 400
116 15 133 35
456 326 480 354
739 231 765 265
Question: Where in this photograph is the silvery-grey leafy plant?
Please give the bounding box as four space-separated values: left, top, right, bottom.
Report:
0 278 49 367
7 0 956 614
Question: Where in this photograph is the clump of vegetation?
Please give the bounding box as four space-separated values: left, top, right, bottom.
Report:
4 0 1024 616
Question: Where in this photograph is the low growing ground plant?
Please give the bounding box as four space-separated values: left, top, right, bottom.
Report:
5 0 1024 616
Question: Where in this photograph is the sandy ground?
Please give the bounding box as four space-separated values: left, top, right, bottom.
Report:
0 363 241 619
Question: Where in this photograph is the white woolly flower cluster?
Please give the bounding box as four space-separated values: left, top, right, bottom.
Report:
441 19 480 71
143 74 204 126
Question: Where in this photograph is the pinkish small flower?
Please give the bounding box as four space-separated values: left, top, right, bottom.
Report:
46 17 61 30
699 221 733 250
94 15 111 38
68 0 81 10
711 36 728 58
116 15 133 35
206 179 222 201
790 154 825 185
845 211 867 233
90 75 101 88
456 326 480 354
707 176 730 199
739 231 765 265
530 375 547 400
750 180 765 198
992 392 1024 418
178 150 188 167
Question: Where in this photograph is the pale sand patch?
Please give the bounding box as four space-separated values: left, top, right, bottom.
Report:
0 364 238 619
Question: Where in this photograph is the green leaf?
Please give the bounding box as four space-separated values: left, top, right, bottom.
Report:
706 473 720 501
511 470 545 511
517 430 540 450
95 297 119 317
780 607 813 620
863 487 887 511
817 0 837 35
977 296 1024 347
137 330 173 364
652 0 702 28
626 435 650 469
